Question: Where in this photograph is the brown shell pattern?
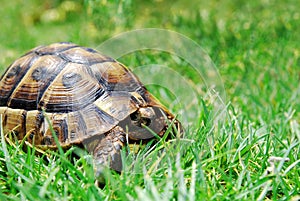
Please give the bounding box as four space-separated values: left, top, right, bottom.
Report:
0 42 170 147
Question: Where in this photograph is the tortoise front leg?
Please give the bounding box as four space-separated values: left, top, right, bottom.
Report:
84 126 126 176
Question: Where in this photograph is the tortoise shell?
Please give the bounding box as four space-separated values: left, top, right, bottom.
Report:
0 42 180 172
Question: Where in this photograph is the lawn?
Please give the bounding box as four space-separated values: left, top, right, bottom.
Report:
0 0 299 200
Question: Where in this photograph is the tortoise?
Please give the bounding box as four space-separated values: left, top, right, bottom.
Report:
0 42 181 174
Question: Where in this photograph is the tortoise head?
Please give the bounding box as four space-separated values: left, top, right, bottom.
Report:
119 105 180 140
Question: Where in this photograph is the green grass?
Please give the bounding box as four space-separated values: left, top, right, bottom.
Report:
0 0 300 200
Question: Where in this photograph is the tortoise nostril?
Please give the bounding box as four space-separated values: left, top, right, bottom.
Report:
130 111 139 121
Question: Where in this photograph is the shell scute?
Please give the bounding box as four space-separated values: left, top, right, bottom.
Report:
40 62 103 112
94 91 137 121
1 107 26 138
7 55 66 110
0 52 38 106
25 110 44 145
90 62 142 92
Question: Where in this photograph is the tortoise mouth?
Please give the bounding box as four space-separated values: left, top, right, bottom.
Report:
118 106 168 140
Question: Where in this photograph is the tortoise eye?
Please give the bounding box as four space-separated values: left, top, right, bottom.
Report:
62 72 82 88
